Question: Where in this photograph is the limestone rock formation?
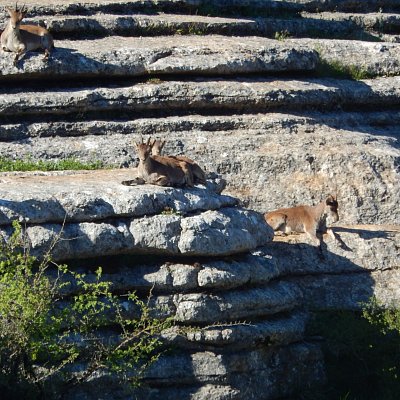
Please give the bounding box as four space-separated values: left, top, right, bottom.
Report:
1 0 399 398
0 170 323 399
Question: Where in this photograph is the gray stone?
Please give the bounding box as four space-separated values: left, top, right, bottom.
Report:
0 207 271 260
0 169 237 225
259 225 400 309
294 38 400 77
64 342 324 400
0 35 318 80
164 310 308 348
173 281 302 323
18 13 260 37
2 77 400 118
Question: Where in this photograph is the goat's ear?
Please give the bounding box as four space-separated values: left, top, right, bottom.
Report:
325 195 334 205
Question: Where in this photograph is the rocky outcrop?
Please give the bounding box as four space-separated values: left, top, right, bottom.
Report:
0 170 324 399
1 0 399 398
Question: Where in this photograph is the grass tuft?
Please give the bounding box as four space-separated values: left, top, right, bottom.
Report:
0 158 106 172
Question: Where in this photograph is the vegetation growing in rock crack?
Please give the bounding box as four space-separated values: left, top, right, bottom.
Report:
303 300 400 400
0 221 172 399
0 158 108 172
316 59 376 80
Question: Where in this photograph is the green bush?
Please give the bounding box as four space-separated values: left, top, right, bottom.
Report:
0 221 171 399
305 302 400 400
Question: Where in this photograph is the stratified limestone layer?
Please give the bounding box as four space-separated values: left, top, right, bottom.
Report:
260 225 400 309
0 169 236 225
0 170 272 260
2 77 400 117
0 35 318 80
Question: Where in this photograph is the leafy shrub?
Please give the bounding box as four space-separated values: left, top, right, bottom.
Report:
305 302 400 400
0 221 171 399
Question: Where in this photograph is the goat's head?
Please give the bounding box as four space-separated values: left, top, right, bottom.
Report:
134 138 153 162
6 3 27 29
325 194 339 223
151 139 166 156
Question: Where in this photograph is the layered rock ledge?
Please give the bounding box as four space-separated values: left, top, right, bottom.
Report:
0 169 324 399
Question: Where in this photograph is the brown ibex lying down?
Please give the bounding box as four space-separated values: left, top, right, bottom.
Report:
151 139 207 185
265 195 339 244
123 139 193 187
1 4 54 66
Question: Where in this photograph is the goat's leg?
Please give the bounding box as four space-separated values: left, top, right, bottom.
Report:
304 223 321 246
179 162 194 187
43 48 50 61
148 173 170 187
13 47 26 66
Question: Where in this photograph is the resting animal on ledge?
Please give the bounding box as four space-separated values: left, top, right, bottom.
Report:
151 139 207 185
122 138 193 187
1 4 54 66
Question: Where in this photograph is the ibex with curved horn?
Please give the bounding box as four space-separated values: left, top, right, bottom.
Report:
132 138 193 187
1 3 54 66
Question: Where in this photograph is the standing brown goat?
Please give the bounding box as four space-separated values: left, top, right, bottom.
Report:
265 195 339 244
1 4 54 66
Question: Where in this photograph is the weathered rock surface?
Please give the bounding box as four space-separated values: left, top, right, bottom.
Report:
0 77 400 118
19 13 260 37
1 0 400 398
0 35 318 80
0 169 236 225
293 38 400 76
259 225 400 309
4 109 397 225
2 76 400 117
64 342 325 400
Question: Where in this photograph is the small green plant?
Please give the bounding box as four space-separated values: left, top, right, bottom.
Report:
316 59 375 80
0 221 171 398
274 30 291 41
187 23 207 36
160 206 182 216
0 158 106 172
146 77 163 84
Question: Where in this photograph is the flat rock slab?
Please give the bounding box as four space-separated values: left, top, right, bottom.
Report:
262 224 400 275
2 109 400 141
2 76 400 118
0 110 398 226
167 310 308 348
257 225 400 308
0 206 272 260
17 13 259 37
302 12 400 33
54 254 281 295
172 281 302 323
0 169 237 225
292 38 400 77
65 343 324 400
0 35 318 80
